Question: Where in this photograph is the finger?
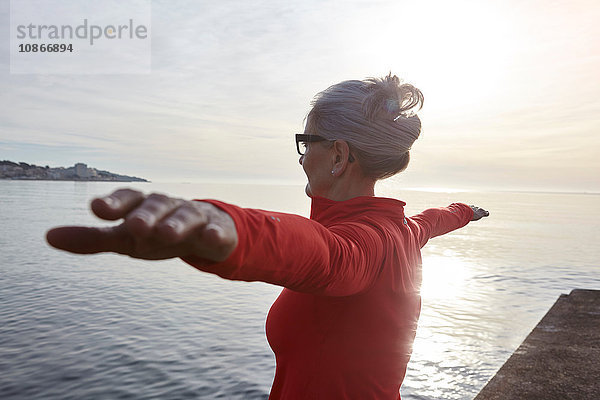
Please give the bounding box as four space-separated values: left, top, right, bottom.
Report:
473 210 489 221
203 223 228 247
194 223 237 262
155 201 209 244
124 193 183 237
192 203 238 262
156 201 237 261
91 188 146 221
46 224 133 255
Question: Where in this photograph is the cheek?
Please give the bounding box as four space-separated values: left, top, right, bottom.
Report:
301 154 312 174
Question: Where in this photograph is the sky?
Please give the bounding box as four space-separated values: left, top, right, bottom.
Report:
1 0 599 192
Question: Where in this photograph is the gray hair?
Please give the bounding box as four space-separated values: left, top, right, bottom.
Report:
306 73 424 180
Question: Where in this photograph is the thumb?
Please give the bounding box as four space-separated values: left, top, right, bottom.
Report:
46 224 133 255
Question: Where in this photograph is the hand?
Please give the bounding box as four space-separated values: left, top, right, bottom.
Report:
470 205 489 221
46 188 238 261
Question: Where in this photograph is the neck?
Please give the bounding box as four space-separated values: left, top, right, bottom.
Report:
324 175 375 201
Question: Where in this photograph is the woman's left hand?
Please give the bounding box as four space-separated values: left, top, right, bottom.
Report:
470 205 489 221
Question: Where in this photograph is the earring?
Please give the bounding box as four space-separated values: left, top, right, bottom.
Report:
331 170 335 175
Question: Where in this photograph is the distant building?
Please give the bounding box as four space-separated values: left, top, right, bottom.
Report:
47 170 61 179
74 163 89 178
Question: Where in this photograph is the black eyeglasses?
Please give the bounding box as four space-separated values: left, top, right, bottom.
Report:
295 134 328 156
295 134 355 162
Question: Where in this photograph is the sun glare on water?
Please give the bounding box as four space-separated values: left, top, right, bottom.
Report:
420 253 470 300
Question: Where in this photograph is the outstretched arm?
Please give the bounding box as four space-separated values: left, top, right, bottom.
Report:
410 203 489 247
46 188 238 262
47 188 386 296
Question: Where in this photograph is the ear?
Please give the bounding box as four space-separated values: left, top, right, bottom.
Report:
330 140 351 176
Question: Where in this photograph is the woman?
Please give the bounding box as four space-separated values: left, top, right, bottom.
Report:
47 74 489 399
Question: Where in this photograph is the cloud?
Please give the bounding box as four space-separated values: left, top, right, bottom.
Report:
1 0 599 191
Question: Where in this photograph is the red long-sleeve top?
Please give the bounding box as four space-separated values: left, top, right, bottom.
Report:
182 196 473 399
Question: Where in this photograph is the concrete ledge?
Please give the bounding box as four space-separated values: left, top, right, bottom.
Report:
474 289 600 400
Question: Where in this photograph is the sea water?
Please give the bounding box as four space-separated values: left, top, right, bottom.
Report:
1 180 598 399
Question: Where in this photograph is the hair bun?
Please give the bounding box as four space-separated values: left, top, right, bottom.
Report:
362 73 424 121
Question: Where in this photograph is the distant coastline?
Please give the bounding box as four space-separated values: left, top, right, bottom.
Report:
0 160 149 182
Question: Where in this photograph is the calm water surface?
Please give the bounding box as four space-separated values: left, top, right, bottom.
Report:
1 181 598 399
